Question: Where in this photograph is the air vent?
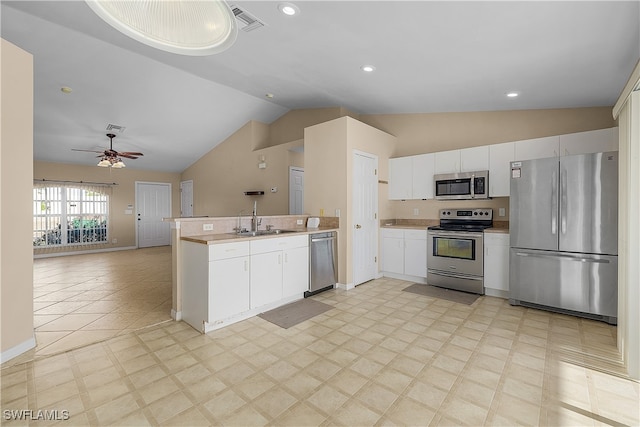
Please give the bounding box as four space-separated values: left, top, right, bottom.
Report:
106 124 126 133
230 5 265 32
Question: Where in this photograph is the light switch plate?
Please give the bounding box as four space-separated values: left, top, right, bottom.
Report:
203 224 214 231
413 208 419 216
499 208 506 217
296 219 303 225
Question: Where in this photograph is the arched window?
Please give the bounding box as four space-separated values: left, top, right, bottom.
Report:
33 182 111 247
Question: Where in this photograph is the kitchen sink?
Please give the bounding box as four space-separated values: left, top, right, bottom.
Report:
233 229 297 237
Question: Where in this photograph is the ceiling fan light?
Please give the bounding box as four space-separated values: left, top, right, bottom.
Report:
85 0 238 56
97 158 111 167
112 159 126 168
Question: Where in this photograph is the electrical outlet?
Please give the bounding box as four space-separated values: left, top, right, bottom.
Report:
296 219 303 225
499 208 506 217
413 208 419 216
203 224 214 231
335 209 340 217
112 238 117 244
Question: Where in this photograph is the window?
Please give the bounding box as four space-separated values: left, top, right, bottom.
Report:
33 184 110 247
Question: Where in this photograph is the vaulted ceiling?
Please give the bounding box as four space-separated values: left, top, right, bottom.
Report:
2 1 638 172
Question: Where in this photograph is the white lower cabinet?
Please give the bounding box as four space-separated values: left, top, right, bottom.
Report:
182 234 309 333
381 228 427 280
483 232 509 297
250 234 309 310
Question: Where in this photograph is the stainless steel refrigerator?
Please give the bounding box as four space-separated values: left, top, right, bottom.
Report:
509 151 618 324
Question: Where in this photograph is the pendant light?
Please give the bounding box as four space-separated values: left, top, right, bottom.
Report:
85 0 238 56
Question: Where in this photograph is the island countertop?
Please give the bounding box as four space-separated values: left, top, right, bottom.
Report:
181 227 339 245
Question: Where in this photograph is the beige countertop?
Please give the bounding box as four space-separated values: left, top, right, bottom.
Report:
380 224 429 230
182 227 339 245
484 227 510 234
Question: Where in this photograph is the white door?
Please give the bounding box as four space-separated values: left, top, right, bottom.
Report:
352 151 378 286
136 182 171 248
180 180 193 217
289 167 304 215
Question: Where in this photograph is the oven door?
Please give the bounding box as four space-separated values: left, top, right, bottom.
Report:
427 230 484 277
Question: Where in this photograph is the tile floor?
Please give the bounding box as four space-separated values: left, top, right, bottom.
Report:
2 271 639 426
30 246 172 357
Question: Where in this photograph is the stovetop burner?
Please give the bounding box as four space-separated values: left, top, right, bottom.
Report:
430 208 493 232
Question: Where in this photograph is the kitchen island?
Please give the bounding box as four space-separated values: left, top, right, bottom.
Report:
167 215 338 333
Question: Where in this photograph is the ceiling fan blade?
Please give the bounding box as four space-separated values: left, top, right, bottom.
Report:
119 152 144 156
119 154 140 159
72 148 104 153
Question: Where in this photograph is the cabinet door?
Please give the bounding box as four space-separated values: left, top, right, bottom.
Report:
210 256 250 321
514 136 559 161
434 150 460 174
404 233 427 278
489 141 515 197
460 146 489 172
559 127 618 156
484 234 509 292
412 153 435 199
389 157 413 200
382 237 404 274
250 251 283 309
282 246 309 298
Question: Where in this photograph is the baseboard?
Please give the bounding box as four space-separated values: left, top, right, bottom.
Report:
1 336 36 364
336 282 355 291
484 288 509 299
171 309 182 321
382 271 427 284
34 246 137 259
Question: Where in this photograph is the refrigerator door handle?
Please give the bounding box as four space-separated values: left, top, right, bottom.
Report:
514 252 610 264
561 168 567 234
551 170 558 235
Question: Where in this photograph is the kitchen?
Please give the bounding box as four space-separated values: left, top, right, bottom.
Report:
2 1 640 425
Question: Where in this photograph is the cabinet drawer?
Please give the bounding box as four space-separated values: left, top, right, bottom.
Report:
251 234 308 254
381 228 404 238
484 233 509 246
209 241 250 261
404 229 427 240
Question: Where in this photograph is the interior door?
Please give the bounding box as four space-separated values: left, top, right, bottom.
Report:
352 151 378 286
180 180 193 217
136 182 171 248
289 167 304 215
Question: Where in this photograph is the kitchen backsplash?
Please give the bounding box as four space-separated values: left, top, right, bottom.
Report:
389 196 510 221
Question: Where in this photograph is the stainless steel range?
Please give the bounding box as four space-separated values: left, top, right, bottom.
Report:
427 208 493 294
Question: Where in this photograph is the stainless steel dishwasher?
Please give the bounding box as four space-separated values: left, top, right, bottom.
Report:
305 231 337 297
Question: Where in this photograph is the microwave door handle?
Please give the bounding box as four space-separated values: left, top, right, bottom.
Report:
470 174 475 199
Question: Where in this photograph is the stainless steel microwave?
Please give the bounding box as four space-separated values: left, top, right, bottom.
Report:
434 171 489 200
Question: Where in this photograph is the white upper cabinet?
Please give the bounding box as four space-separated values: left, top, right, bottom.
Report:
488 141 515 197
514 136 560 161
460 146 490 172
412 153 435 199
388 157 413 200
434 150 460 174
559 127 619 156
434 147 489 174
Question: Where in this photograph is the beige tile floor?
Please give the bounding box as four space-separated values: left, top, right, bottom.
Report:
30 246 172 357
2 273 639 426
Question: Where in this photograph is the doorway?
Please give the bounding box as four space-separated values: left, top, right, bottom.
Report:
136 182 171 248
180 180 193 217
289 167 304 215
352 150 378 286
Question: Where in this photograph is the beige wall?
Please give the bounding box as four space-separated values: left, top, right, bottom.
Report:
33 161 181 254
265 107 359 148
305 117 396 285
181 120 305 217
360 107 615 156
1 39 35 359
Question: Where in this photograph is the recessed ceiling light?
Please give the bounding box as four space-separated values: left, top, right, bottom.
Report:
278 2 299 16
506 92 519 98
60 86 73 94
361 65 376 73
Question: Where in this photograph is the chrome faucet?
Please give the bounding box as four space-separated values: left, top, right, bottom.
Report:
251 201 261 232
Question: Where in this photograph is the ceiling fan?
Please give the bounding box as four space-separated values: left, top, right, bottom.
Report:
72 133 144 168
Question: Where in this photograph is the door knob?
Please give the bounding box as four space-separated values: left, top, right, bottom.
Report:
355 224 362 229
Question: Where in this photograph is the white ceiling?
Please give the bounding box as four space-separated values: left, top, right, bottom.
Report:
2 1 639 173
